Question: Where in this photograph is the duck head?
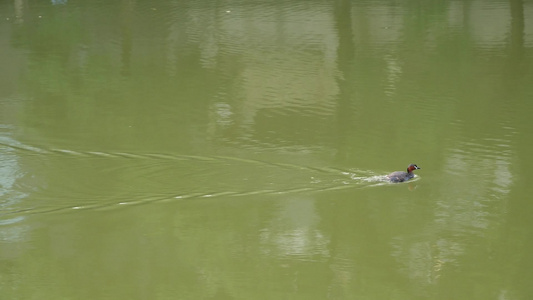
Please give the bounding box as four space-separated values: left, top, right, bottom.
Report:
407 164 420 173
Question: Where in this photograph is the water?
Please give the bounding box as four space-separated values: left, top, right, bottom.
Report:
1 0 533 299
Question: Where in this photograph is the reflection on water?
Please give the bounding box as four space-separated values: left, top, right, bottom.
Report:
439 133 514 233
1 0 533 298
0 131 29 216
260 198 329 261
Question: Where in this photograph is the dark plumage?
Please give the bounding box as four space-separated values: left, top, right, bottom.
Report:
387 164 420 182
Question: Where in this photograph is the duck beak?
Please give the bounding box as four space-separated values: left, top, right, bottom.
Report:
416 166 421 169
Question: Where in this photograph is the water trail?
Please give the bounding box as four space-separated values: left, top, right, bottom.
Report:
0 141 399 216
0 141 347 174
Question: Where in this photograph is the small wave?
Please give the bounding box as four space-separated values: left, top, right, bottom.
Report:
0 141 415 216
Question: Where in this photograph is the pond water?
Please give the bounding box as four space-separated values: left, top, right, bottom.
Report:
1 0 533 299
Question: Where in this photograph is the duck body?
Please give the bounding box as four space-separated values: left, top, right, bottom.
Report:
387 164 420 182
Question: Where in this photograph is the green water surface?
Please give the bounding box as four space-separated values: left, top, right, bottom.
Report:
1 0 533 299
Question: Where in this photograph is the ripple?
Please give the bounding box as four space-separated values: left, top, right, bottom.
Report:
0 141 402 216
0 216 25 226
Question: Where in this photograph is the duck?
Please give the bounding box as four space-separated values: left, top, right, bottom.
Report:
387 164 420 182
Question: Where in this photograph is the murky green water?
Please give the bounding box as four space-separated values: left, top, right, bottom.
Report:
1 0 533 298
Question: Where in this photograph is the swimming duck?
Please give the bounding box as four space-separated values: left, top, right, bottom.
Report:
387 164 420 182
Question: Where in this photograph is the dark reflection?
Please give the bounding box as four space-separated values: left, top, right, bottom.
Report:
120 0 134 76
504 0 532 296
509 0 524 51
333 0 355 163
507 0 525 74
